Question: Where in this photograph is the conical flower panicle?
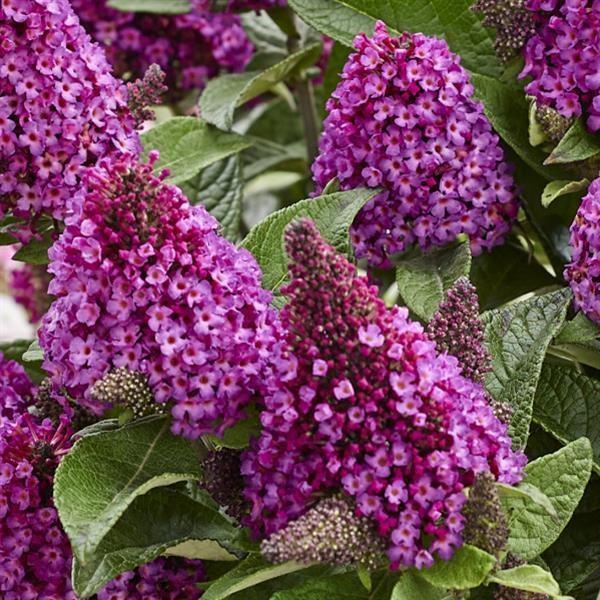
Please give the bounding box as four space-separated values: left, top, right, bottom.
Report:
0 351 34 425
9 263 52 324
127 64 168 128
0 0 139 241
312 21 519 267
261 495 385 568
39 152 290 439
242 219 526 570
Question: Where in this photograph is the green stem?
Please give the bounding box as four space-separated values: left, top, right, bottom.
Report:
296 76 320 168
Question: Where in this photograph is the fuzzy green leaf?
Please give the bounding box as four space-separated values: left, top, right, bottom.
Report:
391 571 447 599
489 565 564 597
505 438 593 559
72 487 240 598
200 43 321 130
241 188 378 294
419 544 496 589
545 119 600 165
287 0 502 78
395 241 471 321
141 117 252 185
12 234 52 265
555 313 600 346
483 289 571 448
54 416 201 564
107 0 190 12
541 179 589 207
533 364 600 474
270 573 373 600
497 482 557 518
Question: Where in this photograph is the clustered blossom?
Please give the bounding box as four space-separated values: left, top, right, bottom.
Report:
261 495 385 568
0 0 139 241
312 22 519 267
0 352 33 425
520 0 600 132
71 0 253 102
9 264 52 324
564 178 600 324
127 64 168 128
40 152 290 439
242 219 526 569
427 277 491 385
97 557 205 600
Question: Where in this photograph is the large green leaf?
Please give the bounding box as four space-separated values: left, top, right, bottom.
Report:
269 572 372 600
12 233 52 265
199 43 321 130
141 117 252 185
470 242 556 311
489 565 565 597
419 544 496 589
241 188 378 294
54 416 201 563
541 179 589 208
391 571 446 599
533 364 600 474
201 554 310 600
483 289 571 448
545 120 600 165
505 438 593 560
72 487 241 598
180 156 244 241
287 0 502 78
107 0 190 12
555 313 600 346
395 241 471 321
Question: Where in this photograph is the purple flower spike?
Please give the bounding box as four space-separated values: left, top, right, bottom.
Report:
241 219 526 570
312 21 519 267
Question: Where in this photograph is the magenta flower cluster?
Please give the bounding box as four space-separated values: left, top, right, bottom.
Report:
564 177 600 324
9 264 51 324
0 0 139 242
242 219 526 569
0 353 33 426
312 21 519 266
39 152 290 439
521 0 600 132
71 0 253 101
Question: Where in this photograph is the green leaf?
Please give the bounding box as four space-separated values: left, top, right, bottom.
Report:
470 243 556 311
0 339 46 383
545 120 600 165
12 234 52 265
199 43 322 130
287 0 502 78
205 413 260 450
555 313 600 346
201 554 310 600
240 11 287 57
419 544 496 589
483 289 571 448
497 482 557 518
72 487 241 598
241 188 378 294
542 179 589 207
141 117 253 185
489 565 564 597
529 99 548 147
22 339 43 363
180 156 244 241
270 572 372 600
395 241 471 321
107 0 190 13
391 571 446 599
54 415 201 563
533 364 600 474
243 138 306 181
506 438 593 560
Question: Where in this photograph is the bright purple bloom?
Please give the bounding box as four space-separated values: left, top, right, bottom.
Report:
71 0 253 102
39 152 289 439
565 177 600 323
312 21 519 266
521 0 600 132
0 0 139 242
0 352 33 425
241 219 526 569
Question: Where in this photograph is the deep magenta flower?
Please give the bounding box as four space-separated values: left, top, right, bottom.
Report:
0 352 34 425
312 21 519 266
241 219 526 569
9 264 52 324
564 177 600 324
0 0 139 242
520 0 600 132
71 0 253 101
39 152 290 439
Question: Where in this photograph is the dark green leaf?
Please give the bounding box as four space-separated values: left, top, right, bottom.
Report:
270 572 371 600
533 364 600 474
483 289 571 448
542 179 589 207
287 0 502 78
391 571 446 599
72 487 240 598
240 11 287 56
419 544 496 589
545 120 600 165
107 0 190 13
141 117 253 185
12 234 52 265
395 241 471 321
505 438 593 559
205 413 260 450
555 313 600 346
241 188 378 294
0 339 46 383
54 415 201 563
321 42 351 107
200 43 322 130
488 565 564 596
